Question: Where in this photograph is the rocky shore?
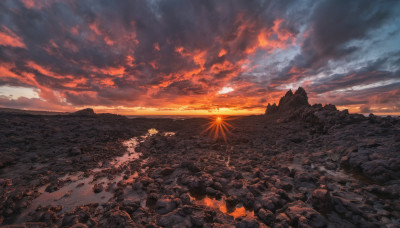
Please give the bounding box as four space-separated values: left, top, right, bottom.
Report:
1 88 399 227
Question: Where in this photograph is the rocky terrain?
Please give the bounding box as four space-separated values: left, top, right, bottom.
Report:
1 88 399 227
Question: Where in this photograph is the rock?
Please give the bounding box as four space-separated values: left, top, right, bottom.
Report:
236 218 260 228
257 209 274 225
180 193 191 205
45 183 60 193
311 188 332 213
155 198 177 215
80 155 91 163
0 178 12 187
205 187 218 196
0 153 17 168
69 147 81 156
100 209 137 227
284 201 327 228
274 213 291 227
190 215 205 227
62 214 79 226
366 184 400 199
93 183 104 193
265 87 310 116
180 161 201 173
157 213 186 227
226 195 239 208
160 167 175 176
72 108 96 116
72 223 88 228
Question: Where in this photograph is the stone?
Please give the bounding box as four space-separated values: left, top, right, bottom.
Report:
160 167 175 176
157 214 186 227
69 147 81 156
311 188 332 213
235 218 260 228
72 108 96 116
93 183 104 193
265 87 310 116
257 209 274 225
285 201 327 228
155 198 177 215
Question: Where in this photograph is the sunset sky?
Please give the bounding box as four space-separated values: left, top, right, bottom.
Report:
0 0 400 115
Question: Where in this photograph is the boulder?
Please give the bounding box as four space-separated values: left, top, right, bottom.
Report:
155 198 177 215
236 218 260 228
284 201 327 228
311 189 332 213
93 183 104 193
257 208 274 225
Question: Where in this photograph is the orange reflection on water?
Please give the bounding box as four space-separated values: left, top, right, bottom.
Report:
201 197 254 219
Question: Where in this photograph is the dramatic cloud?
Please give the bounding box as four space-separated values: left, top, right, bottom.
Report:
0 0 399 115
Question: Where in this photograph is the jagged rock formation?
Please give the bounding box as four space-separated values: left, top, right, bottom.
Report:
265 87 356 127
265 87 310 116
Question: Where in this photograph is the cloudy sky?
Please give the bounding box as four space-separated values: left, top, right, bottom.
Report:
0 0 399 115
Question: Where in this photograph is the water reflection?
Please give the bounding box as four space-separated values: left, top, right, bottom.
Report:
18 128 175 223
148 128 158 135
17 175 115 223
191 195 254 219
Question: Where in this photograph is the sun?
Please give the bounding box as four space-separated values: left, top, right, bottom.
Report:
202 116 233 142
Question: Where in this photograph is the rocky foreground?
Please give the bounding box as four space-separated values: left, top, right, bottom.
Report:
1 88 400 227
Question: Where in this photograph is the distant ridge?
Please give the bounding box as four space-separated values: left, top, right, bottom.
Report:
0 107 69 115
71 108 96 116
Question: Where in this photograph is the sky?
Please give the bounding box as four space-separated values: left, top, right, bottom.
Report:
0 0 400 115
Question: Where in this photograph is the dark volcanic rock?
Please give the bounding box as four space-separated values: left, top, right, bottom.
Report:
72 108 96 116
155 198 178 215
265 87 310 116
93 183 104 193
257 208 274 225
284 201 327 228
311 189 332 213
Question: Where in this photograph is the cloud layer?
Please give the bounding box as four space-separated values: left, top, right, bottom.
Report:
0 0 399 114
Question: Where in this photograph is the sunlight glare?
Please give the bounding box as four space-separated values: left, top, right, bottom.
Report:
202 116 233 142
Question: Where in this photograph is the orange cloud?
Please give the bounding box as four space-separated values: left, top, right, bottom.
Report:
99 66 125 76
99 78 115 87
0 27 26 48
20 0 63 9
250 19 295 54
26 61 66 79
218 49 227 57
154 43 160 51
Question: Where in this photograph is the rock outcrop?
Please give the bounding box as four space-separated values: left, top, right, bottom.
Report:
265 88 354 127
71 108 96 116
265 87 310 116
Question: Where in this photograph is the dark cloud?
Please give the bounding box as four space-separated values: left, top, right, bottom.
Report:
0 0 399 114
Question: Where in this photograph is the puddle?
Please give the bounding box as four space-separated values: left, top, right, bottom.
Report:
110 137 141 168
16 174 117 223
286 158 354 183
190 195 254 219
17 128 175 223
